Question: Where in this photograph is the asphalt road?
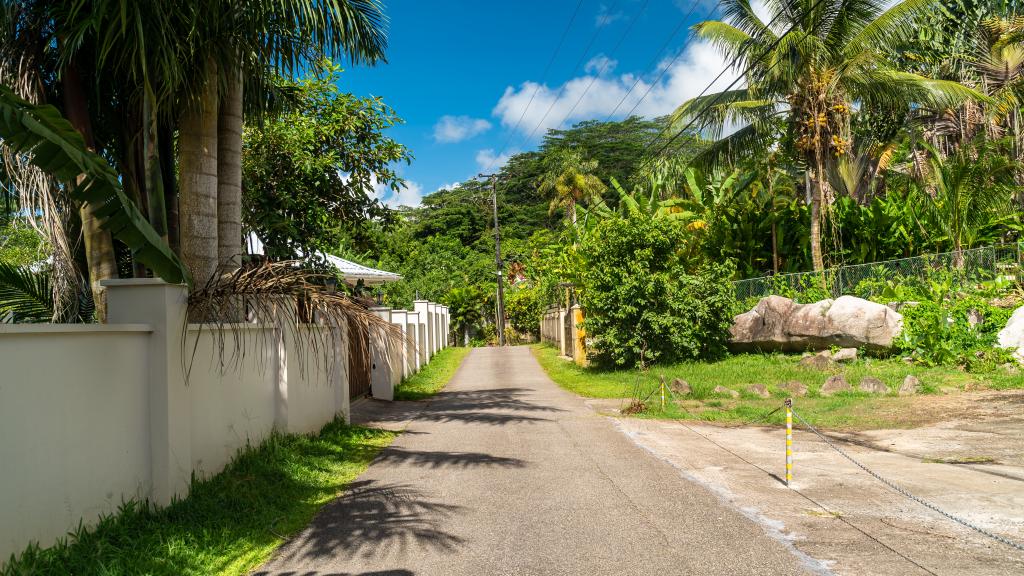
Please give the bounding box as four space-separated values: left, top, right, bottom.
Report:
254 346 818 576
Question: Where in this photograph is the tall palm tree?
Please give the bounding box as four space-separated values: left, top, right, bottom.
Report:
672 0 983 271
537 148 607 227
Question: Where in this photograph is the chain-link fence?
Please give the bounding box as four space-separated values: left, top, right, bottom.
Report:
733 243 1024 301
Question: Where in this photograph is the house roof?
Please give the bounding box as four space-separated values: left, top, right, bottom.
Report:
323 254 402 286
246 233 401 286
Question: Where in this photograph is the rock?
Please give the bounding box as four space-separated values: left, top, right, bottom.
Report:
820 375 851 397
832 347 858 362
997 305 1024 364
967 308 984 330
899 375 921 396
858 377 888 394
783 380 808 397
671 378 691 395
729 295 903 353
799 352 835 371
747 384 771 399
713 385 740 398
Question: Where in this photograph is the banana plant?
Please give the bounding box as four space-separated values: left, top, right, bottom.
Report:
0 85 190 286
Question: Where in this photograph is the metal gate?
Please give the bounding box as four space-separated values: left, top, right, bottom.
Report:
348 316 372 399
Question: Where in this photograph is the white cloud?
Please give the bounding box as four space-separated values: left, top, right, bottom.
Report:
433 115 492 143
595 4 624 27
492 40 739 138
475 148 515 172
584 54 618 75
357 173 424 208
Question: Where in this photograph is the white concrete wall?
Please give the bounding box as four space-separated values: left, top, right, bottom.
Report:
186 324 278 478
0 281 452 565
0 325 152 564
414 300 433 362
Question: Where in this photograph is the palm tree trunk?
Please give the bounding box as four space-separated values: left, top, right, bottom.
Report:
179 61 220 289
63 60 118 321
809 171 825 272
217 64 243 272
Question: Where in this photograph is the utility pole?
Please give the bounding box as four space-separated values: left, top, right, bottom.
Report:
480 173 506 346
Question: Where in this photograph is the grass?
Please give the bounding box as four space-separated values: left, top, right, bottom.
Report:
2 420 396 576
393 346 471 401
531 344 1022 430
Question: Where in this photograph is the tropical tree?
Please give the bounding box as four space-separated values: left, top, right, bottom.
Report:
910 136 1017 264
446 284 486 346
537 147 607 226
672 0 983 271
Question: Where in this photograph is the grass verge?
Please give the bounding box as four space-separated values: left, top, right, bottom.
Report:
531 344 1021 430
393 346 471 401
2 420 396 576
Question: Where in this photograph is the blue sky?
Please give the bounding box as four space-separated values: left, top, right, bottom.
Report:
338 0 743 207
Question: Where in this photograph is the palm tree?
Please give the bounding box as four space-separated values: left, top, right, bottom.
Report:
537 148 607 227
911 136 1016 266
672 0 983 271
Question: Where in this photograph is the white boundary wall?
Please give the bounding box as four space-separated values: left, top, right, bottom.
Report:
0 279 445 563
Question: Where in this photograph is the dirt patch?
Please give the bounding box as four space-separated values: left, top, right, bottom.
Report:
612 391 1024 575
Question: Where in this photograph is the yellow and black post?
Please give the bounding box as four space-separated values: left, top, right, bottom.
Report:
785 398 793 487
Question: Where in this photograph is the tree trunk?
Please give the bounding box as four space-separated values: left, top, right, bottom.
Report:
179 61 220 289
217 64 243 272
568 198 577 227
63 61 118 322
809 170 825 272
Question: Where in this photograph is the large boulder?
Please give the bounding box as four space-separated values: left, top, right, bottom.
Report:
730 295 903 353
997 305 1024 364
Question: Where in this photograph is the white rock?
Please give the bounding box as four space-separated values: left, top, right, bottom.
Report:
997 306 1024 364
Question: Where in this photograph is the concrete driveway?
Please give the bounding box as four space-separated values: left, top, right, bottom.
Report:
254 347 820 575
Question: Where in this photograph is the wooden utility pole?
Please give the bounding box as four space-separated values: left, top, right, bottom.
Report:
481 173 506 345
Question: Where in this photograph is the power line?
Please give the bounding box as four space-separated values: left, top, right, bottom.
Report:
603 0 713 122
479 0 586 176
510 0 625 150
548 0 652 131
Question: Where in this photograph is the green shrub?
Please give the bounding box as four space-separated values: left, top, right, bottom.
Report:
575 216 736 368
897 297 1015 369
505 284 543 338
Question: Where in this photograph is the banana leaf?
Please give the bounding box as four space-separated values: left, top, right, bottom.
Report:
0 85 190 285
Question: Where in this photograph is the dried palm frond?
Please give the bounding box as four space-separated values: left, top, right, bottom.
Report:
186 260 406 384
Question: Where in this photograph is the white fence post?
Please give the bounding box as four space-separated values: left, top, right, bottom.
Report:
414 300 433 363
103 279 191 507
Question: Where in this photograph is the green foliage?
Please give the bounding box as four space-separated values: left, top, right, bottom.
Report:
0 85 189 285
897 297 1016 369
1 420 394 576
0 261 53 322
446 284 488 345
575 216 736 368
242 63 411 260
0 218 44 267
505 283 543 338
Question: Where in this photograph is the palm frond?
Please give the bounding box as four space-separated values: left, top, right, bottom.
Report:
0 261 52 322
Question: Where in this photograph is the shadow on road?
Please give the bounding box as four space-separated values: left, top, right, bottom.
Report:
259 481 464 569
373 447 526 469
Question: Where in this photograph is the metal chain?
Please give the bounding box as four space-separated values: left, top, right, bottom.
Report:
791 408 1024 553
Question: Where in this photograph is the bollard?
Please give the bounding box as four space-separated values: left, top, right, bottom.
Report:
660 375 666 412
785 398 793 486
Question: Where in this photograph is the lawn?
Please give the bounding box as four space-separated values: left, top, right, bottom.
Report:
393 346 471 401
531 344 1022 430
2 420 396 576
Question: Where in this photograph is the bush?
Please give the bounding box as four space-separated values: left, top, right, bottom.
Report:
576 216 736 368
897 297 1015 370
505 284 543 338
